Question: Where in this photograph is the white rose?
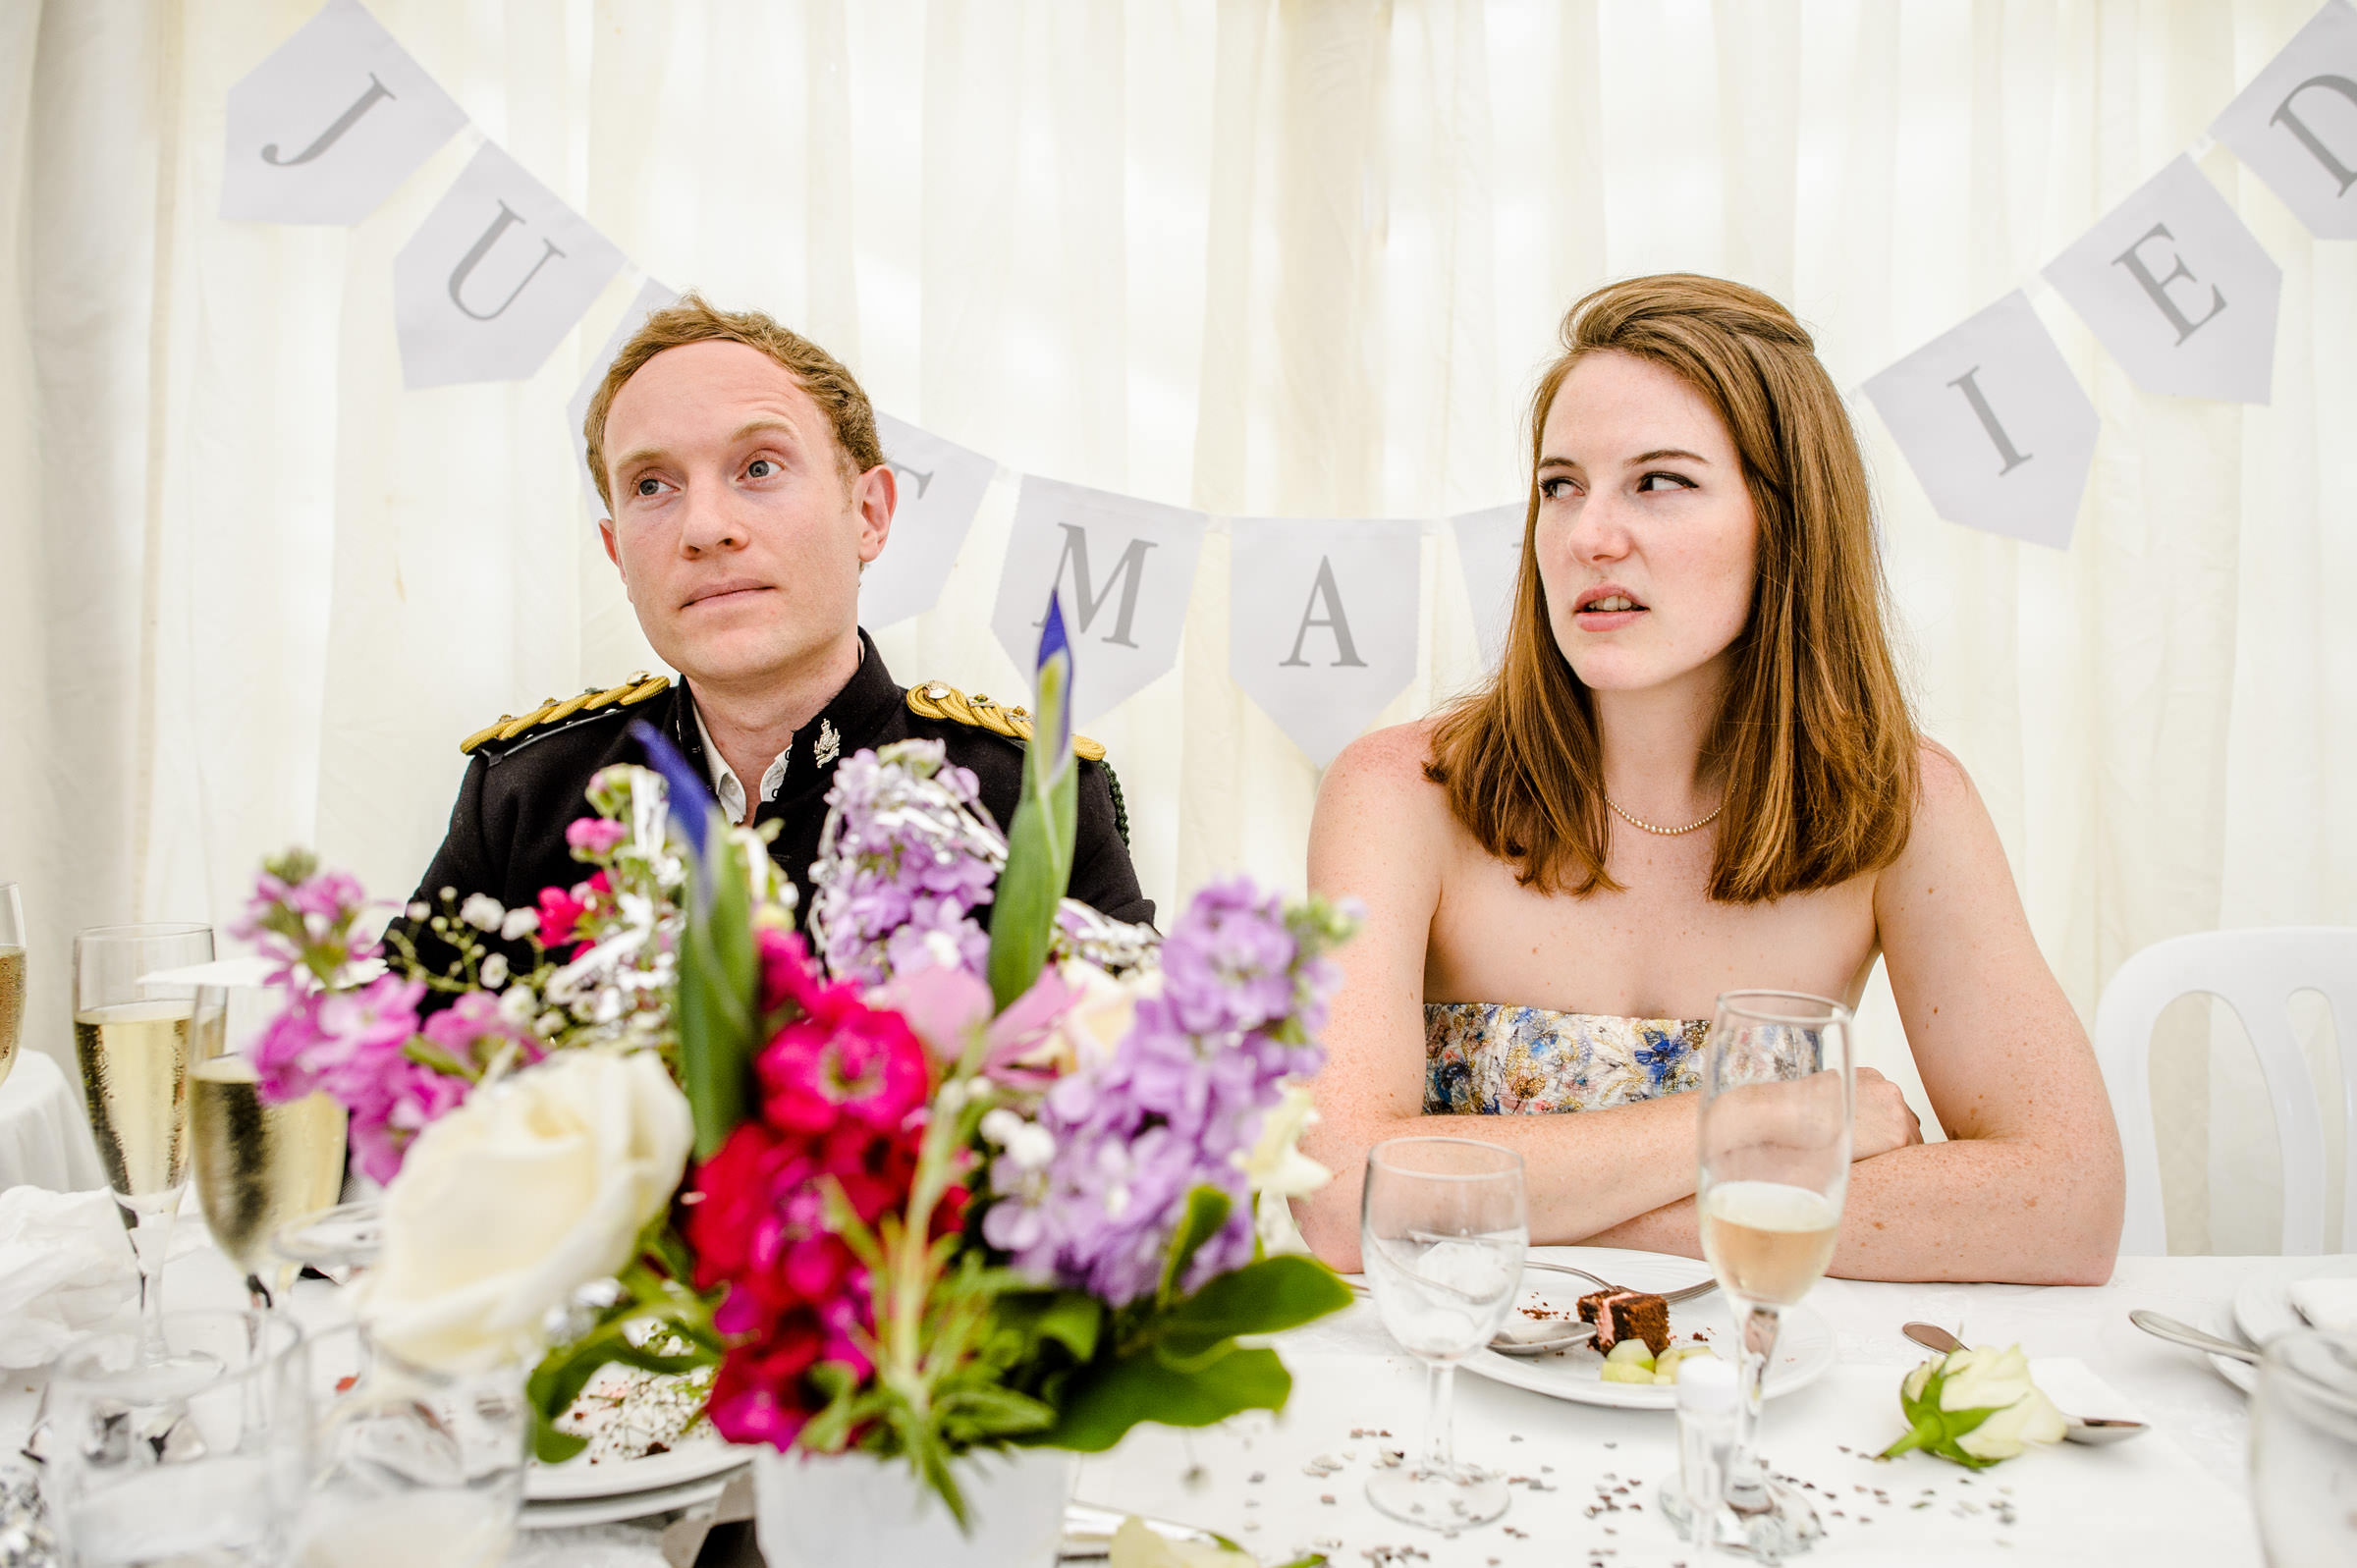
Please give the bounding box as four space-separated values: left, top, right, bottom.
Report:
1109 1514 1254 1568
1050 960 1158 1068
1937 1344 2036 1414
360 1050 692 1373
1955 1384 2066 1460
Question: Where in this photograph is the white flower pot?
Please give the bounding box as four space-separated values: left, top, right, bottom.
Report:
751 1444 1077 1568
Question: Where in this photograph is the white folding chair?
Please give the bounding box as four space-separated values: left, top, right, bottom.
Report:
2094 927 2357 1255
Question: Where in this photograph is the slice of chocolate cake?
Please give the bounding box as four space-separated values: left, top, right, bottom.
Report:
1577 1288 1673 1356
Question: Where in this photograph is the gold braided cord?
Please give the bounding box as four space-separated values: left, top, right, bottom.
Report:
460 673 669 755
906 680 1107 762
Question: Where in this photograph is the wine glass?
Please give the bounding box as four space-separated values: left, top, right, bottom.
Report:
1662 990 1853 1558
0 882 25 1091
72 922 214 1366
1360 1136 1528 1531
41 1307 310 1566
2250 1327 2357 1565
190 983 350 1309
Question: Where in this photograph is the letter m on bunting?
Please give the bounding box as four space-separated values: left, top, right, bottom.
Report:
991 477 1207 726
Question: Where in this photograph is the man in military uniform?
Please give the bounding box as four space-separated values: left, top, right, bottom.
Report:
406 297 1150 966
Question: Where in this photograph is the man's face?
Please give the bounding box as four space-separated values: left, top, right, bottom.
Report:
598 341 893 688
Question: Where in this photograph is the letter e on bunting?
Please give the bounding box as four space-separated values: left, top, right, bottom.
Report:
1450 503 1524 671
1231 519 1423 768
990 477 1206 726
860 414 997 627
221 0 468 225
2212 0 2357 239
569 276 679 519
393 141 626 388
1861 292 2097 551
2042 156 2281 404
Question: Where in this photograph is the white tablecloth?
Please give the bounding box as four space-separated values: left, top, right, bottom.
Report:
1 1244 2337 1566
0 1050 105 1194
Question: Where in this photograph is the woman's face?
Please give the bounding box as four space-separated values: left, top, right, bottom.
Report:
1532 350 1758 697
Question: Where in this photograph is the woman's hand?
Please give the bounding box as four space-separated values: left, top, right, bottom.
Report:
1854 1065 1924 1160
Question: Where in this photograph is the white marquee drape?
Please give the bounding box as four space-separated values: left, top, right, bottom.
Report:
2 0 2349 1253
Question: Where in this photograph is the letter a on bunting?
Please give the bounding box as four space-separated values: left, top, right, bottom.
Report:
1230 518 1423 767
221 0 467 224
2042 157 2281 404
2211 0 2357 239
1861 292 2097 550
393 142 626 388
990 477 1206 726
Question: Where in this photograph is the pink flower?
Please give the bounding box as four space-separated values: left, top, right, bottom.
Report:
756 986 930 1136
535 878 597 949
755 927 827 1019
565 817 630 857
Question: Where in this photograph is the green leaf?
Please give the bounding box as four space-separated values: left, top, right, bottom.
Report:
1156 1255 1354 1360
1038 1345 1293 1452
987 1291 1103 1366
936 1383 1057 1440
1157 1186 1233 1307
986 745 1078 1011
678 829 760 1159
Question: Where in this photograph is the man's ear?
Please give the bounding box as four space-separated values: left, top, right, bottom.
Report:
854 462 897 566
598 518 625 574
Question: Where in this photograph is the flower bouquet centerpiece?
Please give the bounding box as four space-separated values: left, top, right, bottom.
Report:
239 597 1358 1562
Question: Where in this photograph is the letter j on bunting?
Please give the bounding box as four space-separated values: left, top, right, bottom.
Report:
1861 292 2098 551
990 476 1207 726
2042 155 2281 404
220 0 468 225
1230 518 1423 767
393 141 626 388
2210 0 2357 240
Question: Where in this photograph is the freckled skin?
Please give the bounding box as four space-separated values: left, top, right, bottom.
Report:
1297 352 2124 1285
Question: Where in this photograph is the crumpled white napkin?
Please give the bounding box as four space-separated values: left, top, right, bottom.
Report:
0 1186 138 1368
2289 1276 2357 1332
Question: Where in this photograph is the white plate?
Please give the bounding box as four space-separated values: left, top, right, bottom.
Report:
2236 1265 2357 1350
1457 1247 1834 1410
529 1433 752 1501
520 1471 740 1530
2209 1303 2257 1395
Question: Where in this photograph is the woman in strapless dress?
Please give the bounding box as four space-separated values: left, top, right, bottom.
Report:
1299 275 2123 1283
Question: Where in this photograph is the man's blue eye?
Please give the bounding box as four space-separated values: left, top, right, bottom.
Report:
635 477 660 497
747 459 774 478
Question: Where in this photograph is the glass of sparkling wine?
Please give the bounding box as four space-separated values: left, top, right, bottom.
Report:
190 983 349 1309
1671 990 1853 1558
72 922 214 1364
1360 1137 1528 1531
0 882 25 1092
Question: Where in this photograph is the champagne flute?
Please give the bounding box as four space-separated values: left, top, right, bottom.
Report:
1360 1136 1527 1531
1664 990 1853 1558
73 922 214 1366
190 983 349 1309
0 882 25 1091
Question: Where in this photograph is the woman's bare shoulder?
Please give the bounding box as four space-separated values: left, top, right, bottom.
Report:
1312 720 1455 877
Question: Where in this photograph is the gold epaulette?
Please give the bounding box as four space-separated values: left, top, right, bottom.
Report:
906 680 1107 763
460 671 672 755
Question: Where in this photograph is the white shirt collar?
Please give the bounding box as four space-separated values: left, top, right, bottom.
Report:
690 700 789 827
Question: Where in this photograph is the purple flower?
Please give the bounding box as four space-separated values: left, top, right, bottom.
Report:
808 745 997 987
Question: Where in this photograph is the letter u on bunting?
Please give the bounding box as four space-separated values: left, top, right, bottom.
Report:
1861 292 2098 551
990 477 1207 726
221 0 468 224
1231 518 1424 768
2212 0 2357 239
393 142 626 388
2042 156 2281 404
860 415 997 628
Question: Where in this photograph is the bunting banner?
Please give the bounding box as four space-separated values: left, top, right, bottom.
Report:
990 478 1207 726
1861 293 2099 552
393 141 626 389
1450 504 1525 669
2211 0 2357 239
862 415 997 629
221 0 466 225
568 277 680 520
1230 519 1424 768
2042 156 2282 405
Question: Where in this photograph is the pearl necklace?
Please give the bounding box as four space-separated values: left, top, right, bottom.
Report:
1605 796 1724 837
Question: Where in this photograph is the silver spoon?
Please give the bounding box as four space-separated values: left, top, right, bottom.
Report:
2128 1308 2262 1365
1901 1322 2147 1444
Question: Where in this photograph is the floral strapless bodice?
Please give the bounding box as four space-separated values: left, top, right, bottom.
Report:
1423 1002 1709 1114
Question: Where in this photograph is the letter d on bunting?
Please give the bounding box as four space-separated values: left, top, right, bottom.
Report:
1861 292 2098 551
1230 518 1423 768
393 142 625 388
990 477 1206 726
221 0 467 224
2211 0 2357 239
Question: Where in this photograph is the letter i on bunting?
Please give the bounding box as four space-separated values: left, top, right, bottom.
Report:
2211 0 2357 239
1230 518 1423 767
1861 292 2098 550
393 142 626 388
221 0 467 224
989 477 1207 727
1449 503 1524 671
2042 156 2281 404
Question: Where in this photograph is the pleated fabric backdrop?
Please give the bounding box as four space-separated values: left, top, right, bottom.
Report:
1 0 2348 1252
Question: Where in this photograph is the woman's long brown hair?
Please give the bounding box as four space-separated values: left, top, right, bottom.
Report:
1426 275 1918 903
